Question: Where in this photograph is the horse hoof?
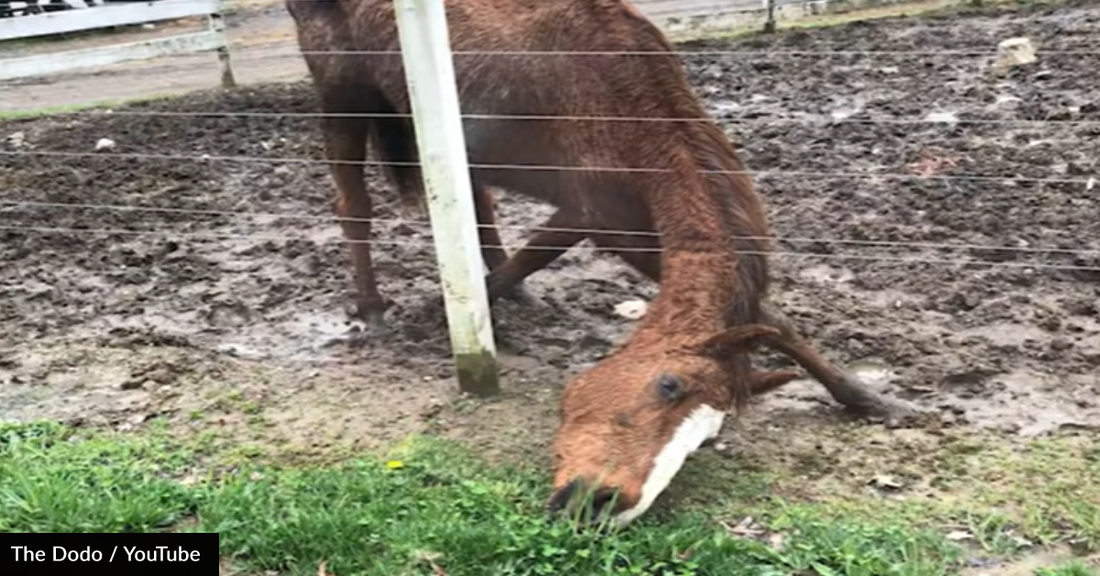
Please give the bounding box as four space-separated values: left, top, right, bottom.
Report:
349 300 392 332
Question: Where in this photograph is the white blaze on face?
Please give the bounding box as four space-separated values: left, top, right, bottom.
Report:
613 404 726 526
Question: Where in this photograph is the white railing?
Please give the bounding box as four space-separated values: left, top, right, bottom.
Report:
0 0 235 87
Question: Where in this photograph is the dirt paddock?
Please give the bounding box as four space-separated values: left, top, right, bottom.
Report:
1 1 1099 471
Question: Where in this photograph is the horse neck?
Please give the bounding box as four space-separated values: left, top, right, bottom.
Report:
632 126 771 345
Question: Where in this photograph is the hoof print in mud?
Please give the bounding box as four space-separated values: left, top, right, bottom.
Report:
878 403 942 430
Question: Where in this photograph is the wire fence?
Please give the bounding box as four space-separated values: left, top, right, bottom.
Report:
3 198 1096 257
2 149 1095 185
2 0 1098 280
2 223 1098 274
2 191 1099 275
272 48 1100 56
63 46 1099 66
8 109 1100 126
10 44 1100 59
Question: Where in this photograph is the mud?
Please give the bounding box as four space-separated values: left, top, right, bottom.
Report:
1 0 1099 457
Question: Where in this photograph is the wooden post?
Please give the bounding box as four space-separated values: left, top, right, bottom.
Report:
764 0 777 33
209 1 236 89
392 0 500 396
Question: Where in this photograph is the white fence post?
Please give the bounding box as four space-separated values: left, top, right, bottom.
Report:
207 3 236 89
392 0 500 396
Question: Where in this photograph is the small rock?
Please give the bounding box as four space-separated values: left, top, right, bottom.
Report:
967 557 1000 568
952 291 982 310
1050 338 1073 351
923 111 959 124
613 299 648 320
992 37 1037 72
95 138 116 151
116 414 145 432
120 376 145 390
1037 315 1062 332
6 131 25 148
868 474 903 490
724 516 764 537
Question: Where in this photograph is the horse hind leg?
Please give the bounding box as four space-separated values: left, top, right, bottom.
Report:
484 207 588 303
591 227 662 284
473 185 510 272
323 114 389 331
471 184 550 306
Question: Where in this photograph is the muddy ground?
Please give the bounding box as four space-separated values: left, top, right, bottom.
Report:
1 0 1099 473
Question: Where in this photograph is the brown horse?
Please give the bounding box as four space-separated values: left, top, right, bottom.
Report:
287 0 921 526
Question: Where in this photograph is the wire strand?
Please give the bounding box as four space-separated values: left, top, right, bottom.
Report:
52 45 1100 62
285 48 1100 56
2 149 1093 185
1 224 1096 273
3 199 1098 257
43 109 1100 126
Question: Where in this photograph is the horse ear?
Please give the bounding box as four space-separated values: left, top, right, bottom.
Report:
695 324 781 358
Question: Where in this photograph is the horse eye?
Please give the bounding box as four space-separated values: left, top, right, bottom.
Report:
655 374 685 402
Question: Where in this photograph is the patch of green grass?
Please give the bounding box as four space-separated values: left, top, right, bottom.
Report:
0 102 104 121
0 92 181 121
958 437 1100 552
674 427 1100 556
0 420 198 532
4 419 1097 575
1 420 970 575
1036 561 1100 576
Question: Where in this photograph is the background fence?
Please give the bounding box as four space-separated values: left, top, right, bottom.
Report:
0 0 234 85
633 0 914 39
